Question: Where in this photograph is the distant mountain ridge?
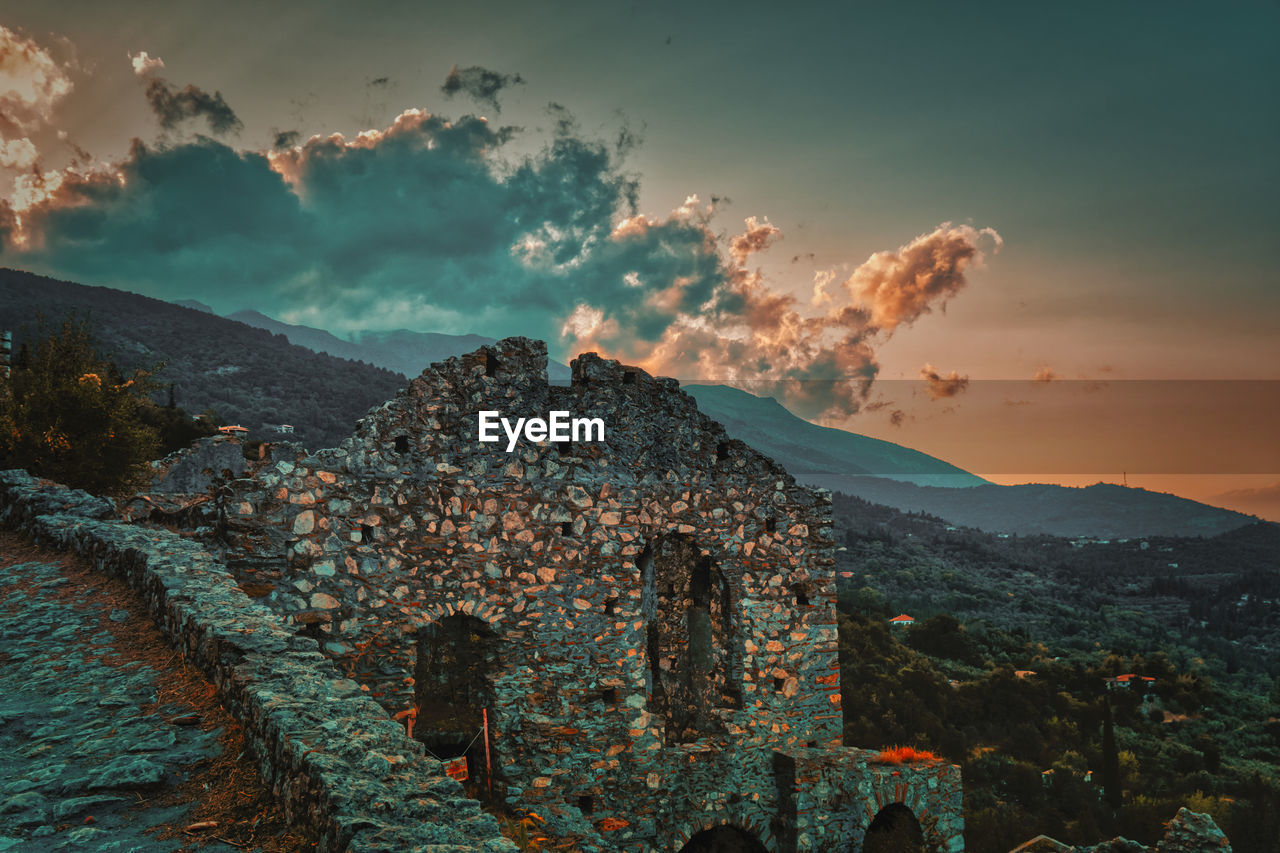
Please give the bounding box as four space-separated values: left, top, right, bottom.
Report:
826 476 1254 539
683 385 1252 538
684 384 986 488
228 310 572 382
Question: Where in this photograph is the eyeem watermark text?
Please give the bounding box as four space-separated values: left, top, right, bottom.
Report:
478 410 605 452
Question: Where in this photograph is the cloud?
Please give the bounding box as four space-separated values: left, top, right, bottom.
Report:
729 216 780 264
920 363 969 399
129 50 164 76
272 129 300 150
0 26 73 138
0 79 998 426
441 64 524 112
851 225 1001 332
889 410 905 427
143 77 242 135
0 138 37 170
582 220 998 421
1033 365 1058 382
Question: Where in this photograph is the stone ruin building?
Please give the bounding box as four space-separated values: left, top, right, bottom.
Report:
205 337 964 852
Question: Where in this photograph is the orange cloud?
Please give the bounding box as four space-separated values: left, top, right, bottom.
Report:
568 220 998 422
849 224 1002 332
729 215 780 264
920 363 970 399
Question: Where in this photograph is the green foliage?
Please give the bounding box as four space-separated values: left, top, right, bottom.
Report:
1 315 162 495
907 613 982 665
834 551 1280 852
1102 699 1121 809
137 398 218 456
2 269 405 449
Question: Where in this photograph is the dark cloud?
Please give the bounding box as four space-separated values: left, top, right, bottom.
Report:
144 77 242 135
272 129 300 150
920 363 969 399
369 76 390 87
441 64 524 112
889 410 905 427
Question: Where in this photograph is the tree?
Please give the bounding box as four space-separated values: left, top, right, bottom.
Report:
1101 698 1122 810
0 315 162 496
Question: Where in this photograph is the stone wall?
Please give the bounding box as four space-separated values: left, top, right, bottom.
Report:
0 470 516 853
212 336 966 852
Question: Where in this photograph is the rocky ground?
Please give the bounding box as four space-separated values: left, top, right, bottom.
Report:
0 531 315 852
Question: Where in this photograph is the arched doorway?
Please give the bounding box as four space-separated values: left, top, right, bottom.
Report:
640 536 741 743
678 825 769 853
861 803 924 853
414 614 501 796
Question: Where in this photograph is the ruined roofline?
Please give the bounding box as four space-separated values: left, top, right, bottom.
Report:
333 335 798 485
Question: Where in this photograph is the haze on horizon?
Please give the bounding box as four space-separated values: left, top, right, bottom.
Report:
1 0 1276 518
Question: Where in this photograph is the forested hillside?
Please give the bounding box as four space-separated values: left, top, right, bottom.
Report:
1 269 404 448
832 493 1280 851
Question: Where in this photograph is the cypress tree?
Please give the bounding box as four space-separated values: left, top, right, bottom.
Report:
1102 697 1121 809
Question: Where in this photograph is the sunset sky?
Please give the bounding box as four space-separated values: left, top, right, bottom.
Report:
2 1 1277 517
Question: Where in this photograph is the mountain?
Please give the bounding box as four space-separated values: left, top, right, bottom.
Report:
173 299 214 313
227 310 572 382
683 384 1254 538
829 476 1254 539
685 384 985 488
1 268 404 449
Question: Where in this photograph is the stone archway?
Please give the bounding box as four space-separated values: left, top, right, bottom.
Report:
413 613 501 795
861 802 924 853
639 535 742 743
678 824 770 853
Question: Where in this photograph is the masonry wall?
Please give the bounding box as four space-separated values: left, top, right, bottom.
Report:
213 337 965 852
0 470 515 853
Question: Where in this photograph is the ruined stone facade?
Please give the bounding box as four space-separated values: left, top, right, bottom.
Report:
215 337 964 852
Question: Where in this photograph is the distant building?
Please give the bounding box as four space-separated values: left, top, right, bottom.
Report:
218 425 250 436
1104 673 1156 691
276 424 295 434
1014 670 1037 680
888 614 915 628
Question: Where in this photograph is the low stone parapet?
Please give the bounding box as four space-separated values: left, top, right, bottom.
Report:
0 470 515 853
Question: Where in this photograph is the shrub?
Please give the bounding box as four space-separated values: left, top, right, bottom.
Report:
1 315 161 496
873 745 944 764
